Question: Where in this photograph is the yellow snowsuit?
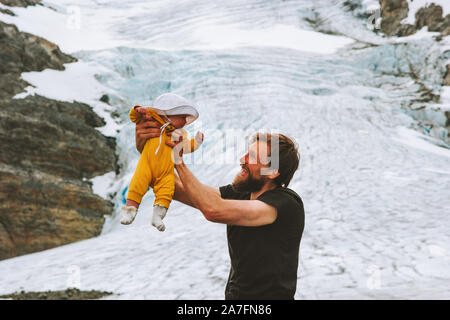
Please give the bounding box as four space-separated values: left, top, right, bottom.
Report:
127 106 201 208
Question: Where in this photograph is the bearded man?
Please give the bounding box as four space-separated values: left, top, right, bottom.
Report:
135 115 305 300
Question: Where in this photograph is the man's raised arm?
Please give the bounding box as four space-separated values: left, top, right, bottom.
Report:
175 161 277 226
173 173 218 208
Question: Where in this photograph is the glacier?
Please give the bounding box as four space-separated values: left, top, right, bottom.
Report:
0 0 450 299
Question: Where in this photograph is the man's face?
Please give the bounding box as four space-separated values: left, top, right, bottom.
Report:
232 141 270 193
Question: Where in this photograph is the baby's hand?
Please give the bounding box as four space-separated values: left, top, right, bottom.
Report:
195 131 204 143
170 128 185 142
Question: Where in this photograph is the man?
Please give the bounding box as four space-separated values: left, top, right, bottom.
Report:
135 114 305 300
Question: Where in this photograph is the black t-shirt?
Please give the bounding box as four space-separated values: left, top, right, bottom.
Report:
219 184 305 300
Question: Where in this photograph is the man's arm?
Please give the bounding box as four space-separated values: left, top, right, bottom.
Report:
175 162 277 226
173 173 220 208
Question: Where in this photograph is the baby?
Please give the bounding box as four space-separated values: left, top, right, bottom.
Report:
120 93 203 231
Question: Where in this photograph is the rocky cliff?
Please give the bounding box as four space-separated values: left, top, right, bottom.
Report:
0 2 118 260
379 0 450 37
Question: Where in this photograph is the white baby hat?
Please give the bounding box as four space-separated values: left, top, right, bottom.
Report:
151 93 199 125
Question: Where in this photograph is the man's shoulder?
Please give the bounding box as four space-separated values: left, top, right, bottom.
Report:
219 184 304 212
257 187 304 229
262 187 304 209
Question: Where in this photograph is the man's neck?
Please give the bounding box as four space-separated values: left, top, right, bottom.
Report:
250 182 278 200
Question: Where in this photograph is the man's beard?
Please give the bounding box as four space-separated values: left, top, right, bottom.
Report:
232 166 266 193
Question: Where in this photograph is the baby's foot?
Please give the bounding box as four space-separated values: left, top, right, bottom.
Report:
152 204 168 232
120 205 138 225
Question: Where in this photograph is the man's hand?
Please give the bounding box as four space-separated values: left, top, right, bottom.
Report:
135 116 161 153
165 129 184 148
135 106 152 118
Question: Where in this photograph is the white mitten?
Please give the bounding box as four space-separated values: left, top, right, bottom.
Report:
120 205 138 225
152 204 168 232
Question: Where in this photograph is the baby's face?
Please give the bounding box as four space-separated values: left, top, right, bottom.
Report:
169 114 188 128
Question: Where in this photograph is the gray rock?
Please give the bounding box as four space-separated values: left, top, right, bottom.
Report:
100 94 110 105
379 0 450 37
0 15 118 260
444 65 450 86
0 21 76 75
0 288 113 300
0 164 112 260
0 0 40 7
415 3 443 31
438 14 450 36
379 0 412 36
0 73 30 103
0 8 15 15
0 95 117 180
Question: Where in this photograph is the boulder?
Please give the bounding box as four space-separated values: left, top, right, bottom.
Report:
415 3 443 31
0 164 112 259
0 21 76 75
379 0 450 37
0 20 117 260
379 0 415 36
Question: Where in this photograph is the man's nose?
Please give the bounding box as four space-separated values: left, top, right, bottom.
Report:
239 154 246 165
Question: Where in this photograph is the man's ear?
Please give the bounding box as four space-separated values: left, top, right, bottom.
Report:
261 168 280 179
269 170 280 180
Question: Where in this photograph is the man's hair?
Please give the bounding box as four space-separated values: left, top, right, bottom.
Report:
249 132 300 187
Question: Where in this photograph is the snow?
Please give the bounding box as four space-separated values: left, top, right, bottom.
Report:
392 27 440 43
393 126 450 158
90 171 119 200
361 0 380 11
0 1 126 53
441 87 450 107
1 0 450 300
0 215 230 299
190 24 353 54
0 0 353 54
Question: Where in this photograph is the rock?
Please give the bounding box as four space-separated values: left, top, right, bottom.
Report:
343 0 361 13
0 288 113 300
439 14 450 36
395 23 416 37
0 164 112 259
0 73 30 103
100 94 110 104
0 21 76 75
0 0 40 7
0 95 117 179
415 3 443 31
444 65 450 86
0 17 118 261
379 0 412 36
0 94 118 261
0 8 15 15
0 221 14 259
378 1 450 37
